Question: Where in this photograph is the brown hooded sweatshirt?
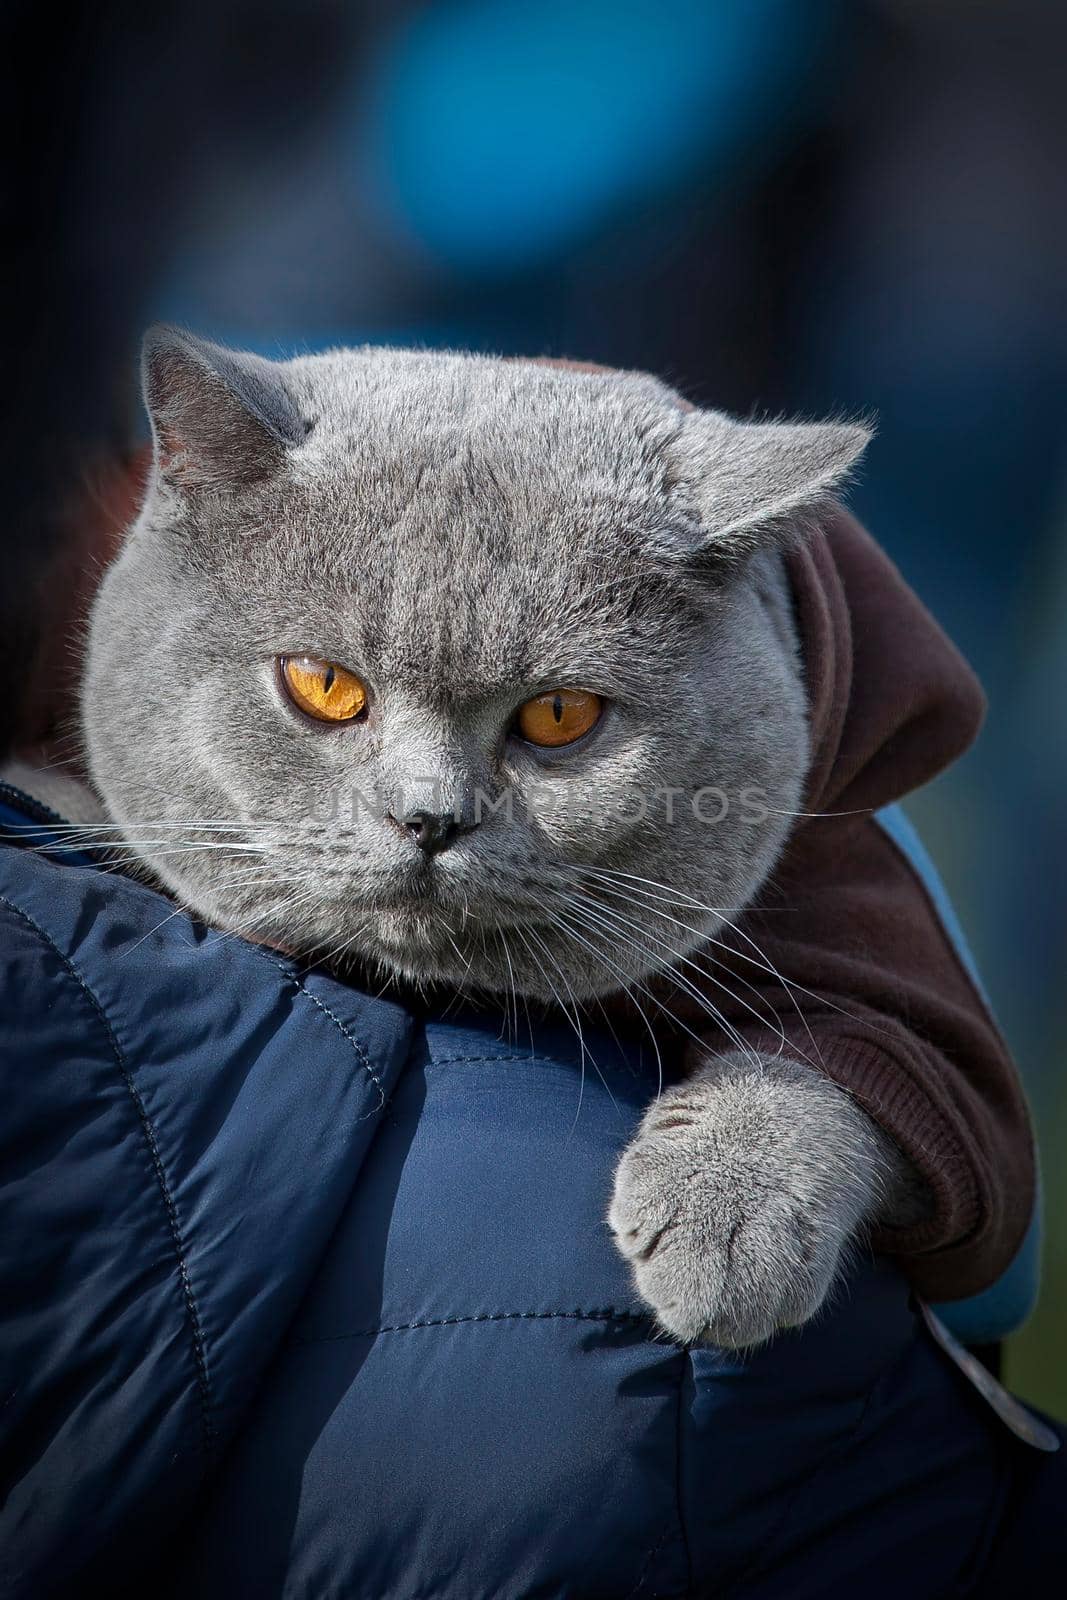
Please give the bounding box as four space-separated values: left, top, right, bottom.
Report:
640 505 1034 1303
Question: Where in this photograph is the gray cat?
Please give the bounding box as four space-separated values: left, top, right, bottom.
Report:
65 330 920 1347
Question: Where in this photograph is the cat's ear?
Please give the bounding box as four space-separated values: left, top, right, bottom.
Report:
665 411 872 565
141 326 310 492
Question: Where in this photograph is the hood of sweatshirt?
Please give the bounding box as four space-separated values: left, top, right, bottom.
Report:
787 505 986 816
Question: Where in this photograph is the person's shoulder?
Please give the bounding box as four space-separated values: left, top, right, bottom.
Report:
0 842 123 1056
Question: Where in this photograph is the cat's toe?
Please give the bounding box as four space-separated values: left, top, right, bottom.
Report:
609 1111 850 1347
610 1053 889 1348
615 1166 839 1347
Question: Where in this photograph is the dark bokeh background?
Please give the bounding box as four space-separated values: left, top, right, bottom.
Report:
5 0 1065 1407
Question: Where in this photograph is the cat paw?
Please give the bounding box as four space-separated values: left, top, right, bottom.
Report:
608 1052 892 1348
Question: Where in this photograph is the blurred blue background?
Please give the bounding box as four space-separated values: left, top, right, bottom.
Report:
8 0 1065 1406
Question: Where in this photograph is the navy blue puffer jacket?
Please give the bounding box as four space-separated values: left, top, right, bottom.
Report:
0 789 1061 1599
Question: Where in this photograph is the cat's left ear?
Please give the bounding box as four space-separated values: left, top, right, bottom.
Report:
141 325 310 492
665 411 872 564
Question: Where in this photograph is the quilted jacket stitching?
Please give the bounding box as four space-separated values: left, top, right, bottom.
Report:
0 891 217 1460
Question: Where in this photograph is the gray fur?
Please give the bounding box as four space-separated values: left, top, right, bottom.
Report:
74 331 917 1348
142 325 311 488
610 1051 918 1347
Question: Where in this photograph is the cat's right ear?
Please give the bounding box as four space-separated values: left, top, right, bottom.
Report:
657 410 872 572
141 326 310 492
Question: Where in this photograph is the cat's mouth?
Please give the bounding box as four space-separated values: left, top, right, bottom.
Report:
355 864 546 942
363 889 535 934
354 852 541 928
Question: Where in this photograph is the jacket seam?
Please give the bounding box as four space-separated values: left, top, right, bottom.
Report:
0 892 216 1459
294 1308 658 1344
422 1052 534 1067
624 1518 680 1600
6 845 390 1111
259 955 386 1108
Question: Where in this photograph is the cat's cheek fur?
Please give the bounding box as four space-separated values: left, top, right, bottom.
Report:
608 1050 911 1348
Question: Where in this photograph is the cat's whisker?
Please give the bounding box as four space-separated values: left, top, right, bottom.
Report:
120 843 268 861
758 805 872 820
203 871 332 953
575 864 824 1064
572 864 872 1049
522 896 640 1079
568 864 741 917
543 882 759 1068
692 897 892 1052
442 926 478 981
8 819 273 834
492 925 525 1050
511 915 625 1120
14 836 268 858
557 894 764 1073
116 860 310 956
313 918 376 975
570 873 793 1057
691 906 828 1069
531 898 665 1101
514 920 598 1128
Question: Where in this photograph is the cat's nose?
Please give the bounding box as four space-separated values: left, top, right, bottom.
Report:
396 809 462 856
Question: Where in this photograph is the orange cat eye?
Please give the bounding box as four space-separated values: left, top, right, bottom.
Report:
280 656 368 723
516 689 603 748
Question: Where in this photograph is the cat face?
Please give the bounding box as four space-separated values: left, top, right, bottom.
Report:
82 333 867 1000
